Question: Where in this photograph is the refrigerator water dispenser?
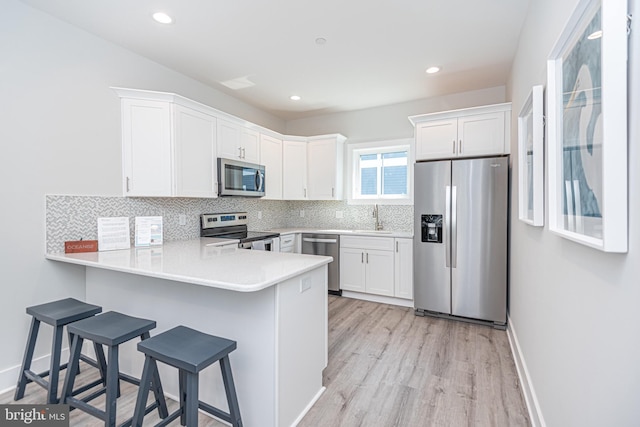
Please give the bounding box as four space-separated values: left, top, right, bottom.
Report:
421 214 443 243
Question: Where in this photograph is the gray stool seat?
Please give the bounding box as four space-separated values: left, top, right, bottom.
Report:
61 311 167 427
131 326 242 427
15 298 102 404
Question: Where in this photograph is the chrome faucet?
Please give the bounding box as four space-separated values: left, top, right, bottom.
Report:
373 204 383 230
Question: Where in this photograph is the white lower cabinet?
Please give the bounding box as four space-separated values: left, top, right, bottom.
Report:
340 236 394 297
394 238 413 300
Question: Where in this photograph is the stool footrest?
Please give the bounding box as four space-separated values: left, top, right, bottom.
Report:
199 400 233 424
119 401 166 427
70 378 105 397
66 396 106 421
155 408 182 427
118 372 140 386
24 369 49 389
79 354 99 369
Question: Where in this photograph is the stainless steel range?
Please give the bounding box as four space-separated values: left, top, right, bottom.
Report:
200 212 280 250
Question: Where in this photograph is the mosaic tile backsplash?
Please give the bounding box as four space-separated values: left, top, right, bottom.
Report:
46 195 413 253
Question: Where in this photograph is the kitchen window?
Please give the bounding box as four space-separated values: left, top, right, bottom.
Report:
347 139 413 205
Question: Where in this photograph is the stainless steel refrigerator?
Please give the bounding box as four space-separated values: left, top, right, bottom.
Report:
414 156 508 328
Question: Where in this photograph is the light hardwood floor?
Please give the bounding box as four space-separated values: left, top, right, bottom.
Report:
1 296 530 426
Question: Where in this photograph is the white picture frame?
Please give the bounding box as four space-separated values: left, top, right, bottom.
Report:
547 0 628 252
518 85 544 227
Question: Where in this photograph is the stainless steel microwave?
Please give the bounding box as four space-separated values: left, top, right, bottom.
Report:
217 158 265 197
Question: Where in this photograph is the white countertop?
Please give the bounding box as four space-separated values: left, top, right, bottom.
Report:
270 228 414 238
46 238 332 292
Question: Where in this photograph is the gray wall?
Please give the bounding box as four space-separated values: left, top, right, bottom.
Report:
0 0 284 389
507 0 640 425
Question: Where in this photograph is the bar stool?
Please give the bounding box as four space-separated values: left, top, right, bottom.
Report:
131 326 242 427
15 297 102 404
61 311 168 427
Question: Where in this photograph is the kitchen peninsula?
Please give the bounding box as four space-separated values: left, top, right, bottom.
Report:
46 239 331 427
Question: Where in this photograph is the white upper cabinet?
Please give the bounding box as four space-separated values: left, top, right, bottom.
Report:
307 135 346 200
282 140 308 200
118 92 217 198
121 98 173 197
410 103 511 161
174 105 217 197
260 134 283 200
114 88 348 200
217 119 260 164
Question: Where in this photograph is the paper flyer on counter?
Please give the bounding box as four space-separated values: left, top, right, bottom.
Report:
135 216 163 247
97 217 131 251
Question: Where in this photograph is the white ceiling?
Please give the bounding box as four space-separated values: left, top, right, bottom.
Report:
20 0 530 120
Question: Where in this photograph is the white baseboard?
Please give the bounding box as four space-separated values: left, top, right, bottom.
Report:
507 315 546 427
291 386 325 427
341 291 413 308
0 348 71 396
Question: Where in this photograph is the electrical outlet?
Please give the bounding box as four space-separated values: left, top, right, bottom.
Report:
179 214 187 226
336 211 344 219
300 210 305 218
257 211 263 220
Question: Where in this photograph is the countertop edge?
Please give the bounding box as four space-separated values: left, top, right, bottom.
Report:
46 250 331 293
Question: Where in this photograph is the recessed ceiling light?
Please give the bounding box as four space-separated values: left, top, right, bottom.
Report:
315 37 327 46
587 30 602 40
152 12 173 24
425 66 441 74
290 95 301 101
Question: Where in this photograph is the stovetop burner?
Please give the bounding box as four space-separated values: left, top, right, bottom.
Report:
200 212 279 244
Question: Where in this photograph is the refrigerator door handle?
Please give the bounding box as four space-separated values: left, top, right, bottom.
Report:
451 185 458 268
445 185 451 268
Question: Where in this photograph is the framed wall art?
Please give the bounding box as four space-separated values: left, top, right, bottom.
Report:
518 85 544 227
547 0 628 252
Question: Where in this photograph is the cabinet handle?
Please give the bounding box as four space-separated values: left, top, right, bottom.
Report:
126 177 130 192
332 187 334 198
238 147 242 158
361 252 364 263
452 140 456 154
396 241 398 252
459 140 462 154
304 188 307 198
242 147 246 158
366 252 369 263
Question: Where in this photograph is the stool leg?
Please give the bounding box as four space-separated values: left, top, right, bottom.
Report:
67 329 81 374
131 355 154 427
15 317 41 401
179 370 186 426
149 359 169 419
46 325 64 404
61 334 84 404
94 343 108 387
184 371 199 427
105 345 119 427
220 356 243 427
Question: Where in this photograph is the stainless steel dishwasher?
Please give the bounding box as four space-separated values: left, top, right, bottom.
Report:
302 233 341 295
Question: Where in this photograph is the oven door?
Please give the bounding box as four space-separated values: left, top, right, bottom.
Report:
239 238 275 251
218 158 265 197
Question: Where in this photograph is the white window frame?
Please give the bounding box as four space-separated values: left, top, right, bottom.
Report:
346 138 414 205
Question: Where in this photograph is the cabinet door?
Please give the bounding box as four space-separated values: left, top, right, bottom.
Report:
241 128 260 163
121 99 173 196
307 138 340 200
259 134 283 199
457 112 505 157
416 119 457 160
339 247 366 292
394 238 413 300
217 119 242 160
174 106 217 197
365 250 394 296
282 140 308 200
